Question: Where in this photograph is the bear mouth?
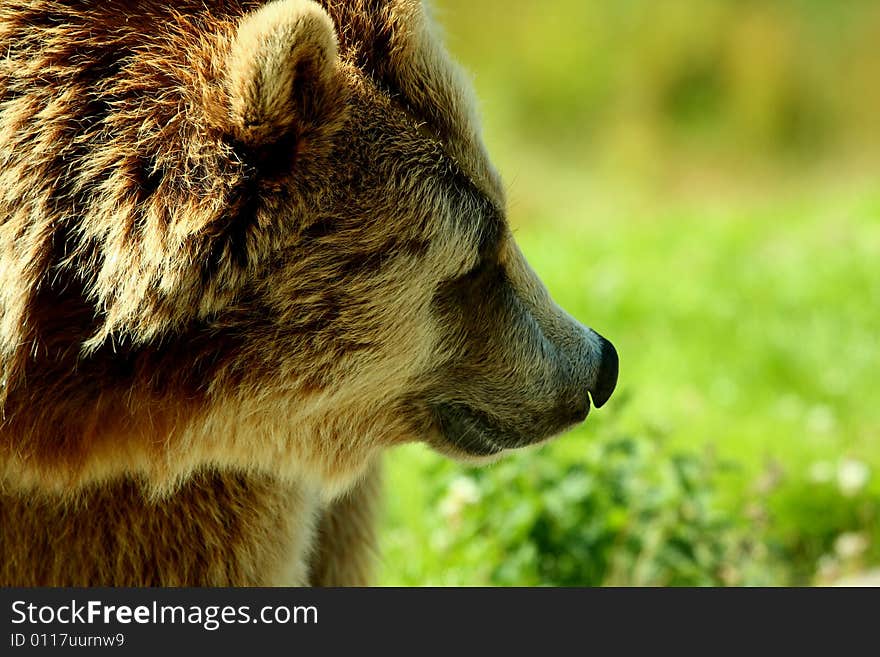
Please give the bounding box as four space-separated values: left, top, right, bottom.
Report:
429 400 590 458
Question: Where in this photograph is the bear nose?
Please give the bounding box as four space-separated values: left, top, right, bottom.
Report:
590 334 618 408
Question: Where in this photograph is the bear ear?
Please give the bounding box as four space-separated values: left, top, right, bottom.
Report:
224 0 344 147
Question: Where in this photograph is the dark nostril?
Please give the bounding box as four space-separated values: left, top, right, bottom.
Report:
591 336 618 408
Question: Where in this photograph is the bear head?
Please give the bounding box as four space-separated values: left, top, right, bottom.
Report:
0 0 617 495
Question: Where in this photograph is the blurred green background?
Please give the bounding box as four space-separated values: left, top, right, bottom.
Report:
379 0 880 585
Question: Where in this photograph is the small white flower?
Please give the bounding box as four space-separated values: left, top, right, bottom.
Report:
834 533 869 560
816 554 840 581
439 476 480 521
449 476 480 504
837 459 870 496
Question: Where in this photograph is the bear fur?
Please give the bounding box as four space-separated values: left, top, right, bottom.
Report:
0 0 616 585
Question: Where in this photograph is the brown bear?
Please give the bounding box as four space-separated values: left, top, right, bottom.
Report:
0 0 618 586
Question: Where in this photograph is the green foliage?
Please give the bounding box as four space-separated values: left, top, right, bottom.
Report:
382 421 880 586
384 405 786 586
765 460 880 584
439 0 880 170
436 435 771 586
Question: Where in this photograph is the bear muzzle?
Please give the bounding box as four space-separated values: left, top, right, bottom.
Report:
547 327 619 426
430 328 618 458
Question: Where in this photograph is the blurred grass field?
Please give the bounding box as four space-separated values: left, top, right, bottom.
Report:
378 0 880 585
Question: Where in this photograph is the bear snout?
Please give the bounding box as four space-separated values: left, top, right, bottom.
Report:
589 334 619 409
549 329 617 428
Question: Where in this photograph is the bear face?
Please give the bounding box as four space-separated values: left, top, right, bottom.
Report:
0 0 617 497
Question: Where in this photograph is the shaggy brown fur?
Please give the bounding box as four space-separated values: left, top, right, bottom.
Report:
0 0 617 586
0 471 317 586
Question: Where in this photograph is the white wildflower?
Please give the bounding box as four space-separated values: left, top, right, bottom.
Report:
834 533 869 560
439 476 480 521
837 459 870 496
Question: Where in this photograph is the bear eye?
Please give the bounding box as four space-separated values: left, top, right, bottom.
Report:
432 137 506 281
414 119 442 144
468 198 504 261
456 216 505 283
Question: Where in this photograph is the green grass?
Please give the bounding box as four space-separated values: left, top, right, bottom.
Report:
523 181 880 474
